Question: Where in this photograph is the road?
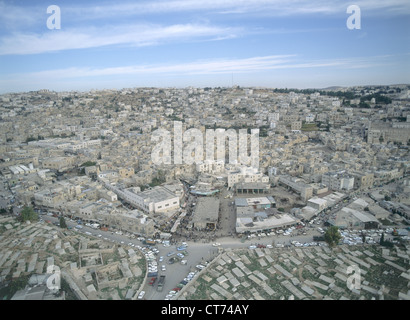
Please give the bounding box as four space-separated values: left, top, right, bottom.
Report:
40 213 323 299
36 211 397 300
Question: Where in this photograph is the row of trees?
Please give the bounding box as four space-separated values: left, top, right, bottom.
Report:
18 206 68 229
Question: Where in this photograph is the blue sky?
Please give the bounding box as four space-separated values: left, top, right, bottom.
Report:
0 0 409 93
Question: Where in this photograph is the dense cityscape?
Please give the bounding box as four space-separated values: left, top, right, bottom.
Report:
0 84 409 301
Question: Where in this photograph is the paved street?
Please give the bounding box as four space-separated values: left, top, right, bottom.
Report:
36 200 397 300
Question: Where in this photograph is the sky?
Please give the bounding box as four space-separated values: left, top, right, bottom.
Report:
0 0 409 93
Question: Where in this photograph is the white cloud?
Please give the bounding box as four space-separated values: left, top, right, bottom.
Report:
3 54 390 81
0 23 241 55
1 54 406 93
64 0 410 19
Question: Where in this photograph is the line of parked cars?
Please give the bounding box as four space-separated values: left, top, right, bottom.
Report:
290 240 326 247
248 244 273 249
164 265 206 300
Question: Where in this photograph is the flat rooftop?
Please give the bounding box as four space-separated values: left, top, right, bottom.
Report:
139 186 178 202
192 197 220 223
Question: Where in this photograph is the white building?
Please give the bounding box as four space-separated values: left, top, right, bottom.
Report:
307 197 328 211
196 159 225 174
305 114 315 123
227 166 269 188
107 184 179 215
322 171 354 191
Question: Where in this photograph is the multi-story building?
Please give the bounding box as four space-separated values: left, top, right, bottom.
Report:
321 171 354 191
107 184 180 215
351 171 374 190
196 159 224 174
367 121 410 144
227 166 269 188
278 175 313 201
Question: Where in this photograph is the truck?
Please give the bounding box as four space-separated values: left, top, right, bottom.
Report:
157 275 166 292
144 239 156 245
148 277 157 286
313 235 325 242
147 271 158 278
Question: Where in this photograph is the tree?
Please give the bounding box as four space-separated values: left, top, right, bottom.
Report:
59 216 67 229
324 226 342 248
20 206 38 222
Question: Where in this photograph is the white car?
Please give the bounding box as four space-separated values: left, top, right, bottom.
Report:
137 291 145 300
161 265 166 271
212 243 221 247
266 244 273 249
249 245 257 249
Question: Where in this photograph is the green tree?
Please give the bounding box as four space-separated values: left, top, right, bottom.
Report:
59 216 67 229
380 232 385 245
20 206 38 222
80 161 97 167
324 226 342 248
